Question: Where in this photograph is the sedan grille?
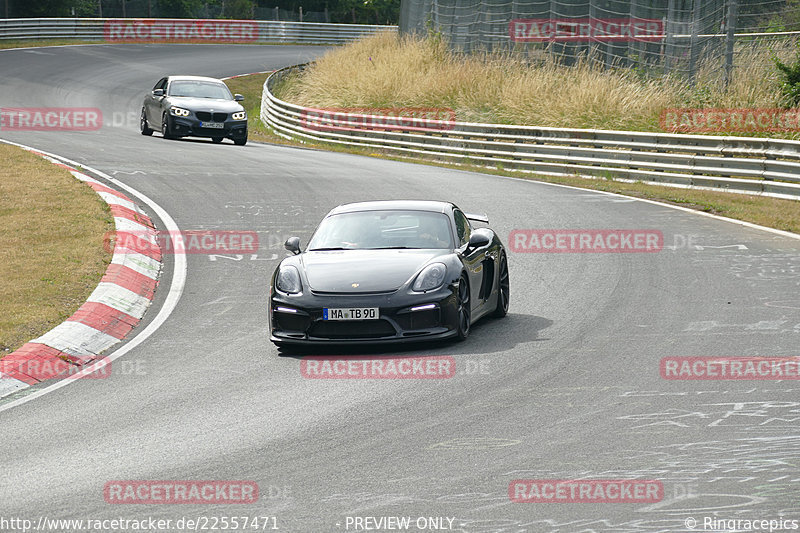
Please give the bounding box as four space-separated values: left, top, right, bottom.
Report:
196 112 228 122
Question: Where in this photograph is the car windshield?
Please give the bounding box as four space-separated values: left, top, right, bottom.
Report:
307 210 454 250
168 80 232 100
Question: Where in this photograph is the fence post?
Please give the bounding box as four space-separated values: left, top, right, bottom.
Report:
724 0 738 87
688 0 701 84
664 0 675 74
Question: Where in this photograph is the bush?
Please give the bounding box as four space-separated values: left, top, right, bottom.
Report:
773 43 800 107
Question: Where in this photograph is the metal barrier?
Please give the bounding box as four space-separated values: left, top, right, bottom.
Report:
261 65 800 200
0 18 395 44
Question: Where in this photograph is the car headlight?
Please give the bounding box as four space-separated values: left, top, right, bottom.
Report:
232 111 247 121
276 265 302 294
412 262 447 292
169 107 190 117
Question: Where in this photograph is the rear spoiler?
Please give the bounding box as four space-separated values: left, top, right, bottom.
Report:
465 212 489 224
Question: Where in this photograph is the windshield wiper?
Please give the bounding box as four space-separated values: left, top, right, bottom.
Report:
367 246 417 249
308 247 351 251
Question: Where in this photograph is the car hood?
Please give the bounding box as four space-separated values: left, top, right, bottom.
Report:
300 249 449 293
167 97 243 113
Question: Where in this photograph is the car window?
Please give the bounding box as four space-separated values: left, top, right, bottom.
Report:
307 210 454 250
153 78 167 91
453 209 472 246
167 80 232 100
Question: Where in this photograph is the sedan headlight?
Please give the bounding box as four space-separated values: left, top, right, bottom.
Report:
232 111 247 121
170 107 190 117
412 262 447 292
276 265 302 294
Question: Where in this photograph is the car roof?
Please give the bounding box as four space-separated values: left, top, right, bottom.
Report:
167 75 225 84
328 200 455 216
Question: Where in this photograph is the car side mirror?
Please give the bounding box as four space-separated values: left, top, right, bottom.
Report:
284 237 301 255
152 89 164 97
234 94 244 102
466 229 491 252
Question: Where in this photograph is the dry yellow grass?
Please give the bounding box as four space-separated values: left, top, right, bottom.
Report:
277 32 794 133
0 145 113 354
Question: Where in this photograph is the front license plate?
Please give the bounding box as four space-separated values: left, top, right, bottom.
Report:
201 122 224 129
323 307 379 321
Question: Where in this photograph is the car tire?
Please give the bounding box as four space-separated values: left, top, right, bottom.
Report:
491 251 509 318
212 136 223 144
455 274 471 341
233 136 247 146
140 108 153 136
161 112 175 140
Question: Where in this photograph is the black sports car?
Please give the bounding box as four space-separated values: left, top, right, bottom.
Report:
269 200 509 347
141 75 248 145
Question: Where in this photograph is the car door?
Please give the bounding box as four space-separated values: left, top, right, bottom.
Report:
146 77 167 127
454 209 485 315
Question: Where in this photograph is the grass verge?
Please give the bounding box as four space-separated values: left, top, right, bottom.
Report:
227 70 800 235
276 32 800 139
0 145 113 355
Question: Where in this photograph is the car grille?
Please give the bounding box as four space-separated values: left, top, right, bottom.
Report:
196 112 228 122
275 313 311 332
309 319 396 339
395 308 441 330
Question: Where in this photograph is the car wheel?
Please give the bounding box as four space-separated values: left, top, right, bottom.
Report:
212 136 223 144
491 251 509 318
161 112 174 139
233 136 247 146
140 108 153 136
455 274 471 341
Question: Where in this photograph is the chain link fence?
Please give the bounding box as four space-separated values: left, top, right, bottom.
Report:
399 0 800 81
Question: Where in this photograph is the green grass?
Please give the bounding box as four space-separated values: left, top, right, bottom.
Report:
0 145 113 354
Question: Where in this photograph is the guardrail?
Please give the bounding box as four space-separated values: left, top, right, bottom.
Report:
0 18 394 44
262 64 800 200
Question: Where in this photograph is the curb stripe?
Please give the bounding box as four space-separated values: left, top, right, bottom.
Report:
110 204 154 228
32 321 121 359
88 181 133 201
67 302 139 340
0 343 74 383
101 264 158 299
112 230 162 260
111 250 161 280
97 191 138 210
86 282 153 318
113 216 156 235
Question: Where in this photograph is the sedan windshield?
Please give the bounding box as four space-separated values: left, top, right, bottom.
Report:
168 80 232 100
308 210 454 250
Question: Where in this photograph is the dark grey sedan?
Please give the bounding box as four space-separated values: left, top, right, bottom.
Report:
141 75 248 145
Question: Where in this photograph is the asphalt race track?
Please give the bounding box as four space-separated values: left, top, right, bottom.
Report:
1 44 799 533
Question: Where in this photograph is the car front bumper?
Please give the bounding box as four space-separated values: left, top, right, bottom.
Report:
269 284 460 345
167 116 247 139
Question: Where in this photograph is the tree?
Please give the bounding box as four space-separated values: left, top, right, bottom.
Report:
155 0 205 17
223 0 255 19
